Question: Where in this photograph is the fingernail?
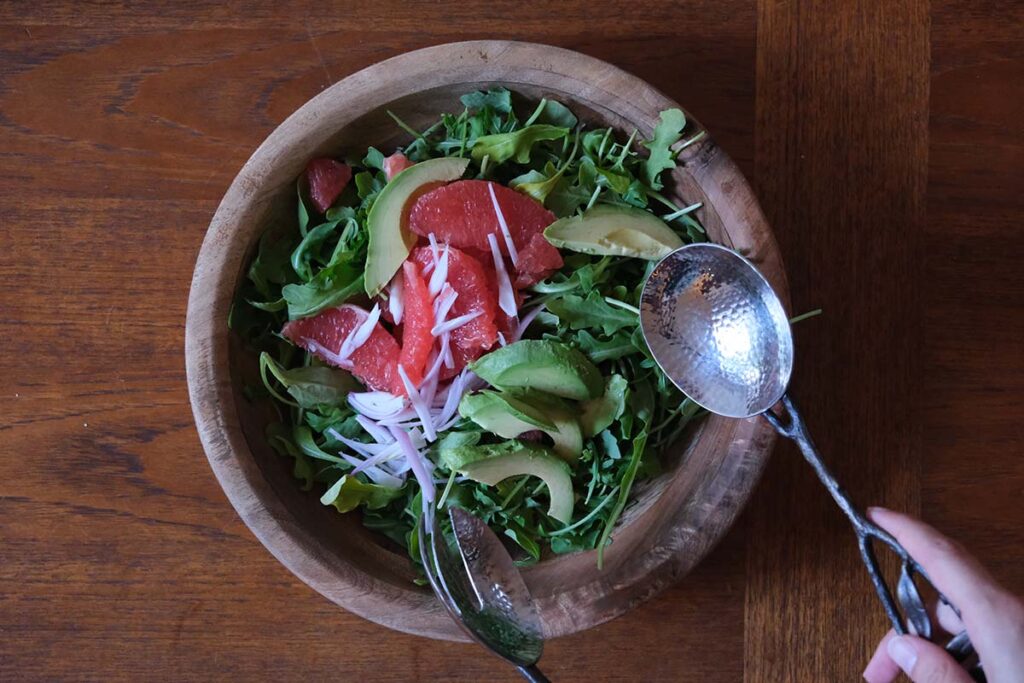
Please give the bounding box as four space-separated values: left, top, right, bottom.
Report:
866 506 888 521
887 636 918 673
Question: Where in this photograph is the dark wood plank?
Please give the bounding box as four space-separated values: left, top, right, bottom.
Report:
747 0 930 680
0 3 759 680
924 0 1024 593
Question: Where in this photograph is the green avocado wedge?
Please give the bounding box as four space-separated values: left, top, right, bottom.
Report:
458 389 584 462
440 442 574 524
364 156 470 297
543 204 684 260
469 339 603 401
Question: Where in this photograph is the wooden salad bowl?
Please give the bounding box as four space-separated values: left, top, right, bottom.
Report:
185 40 788 641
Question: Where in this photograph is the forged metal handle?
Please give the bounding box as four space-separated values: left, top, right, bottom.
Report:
763 395 984 680
516 664 551 683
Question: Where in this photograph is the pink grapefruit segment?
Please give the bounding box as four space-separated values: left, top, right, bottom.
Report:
410 245 499 378
282 304 401 394
305 158 352 214
407 180 562 287
383 152 414 180
398 261 435 387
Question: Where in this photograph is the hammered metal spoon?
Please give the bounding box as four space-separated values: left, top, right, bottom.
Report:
640 243 981 678
419 505 549 682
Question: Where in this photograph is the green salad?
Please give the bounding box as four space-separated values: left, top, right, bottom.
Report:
232 88 707 570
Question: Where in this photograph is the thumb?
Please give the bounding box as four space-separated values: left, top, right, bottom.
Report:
886 635 973 683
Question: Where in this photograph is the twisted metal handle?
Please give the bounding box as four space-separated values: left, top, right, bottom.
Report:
763 395 984 680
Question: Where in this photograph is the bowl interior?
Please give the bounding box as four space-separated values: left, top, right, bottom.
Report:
189 41 785 641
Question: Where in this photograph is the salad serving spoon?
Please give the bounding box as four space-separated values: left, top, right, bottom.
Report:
640 243 983 680
419 505 550 682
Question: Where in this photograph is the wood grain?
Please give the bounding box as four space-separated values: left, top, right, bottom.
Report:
1 1 1021 681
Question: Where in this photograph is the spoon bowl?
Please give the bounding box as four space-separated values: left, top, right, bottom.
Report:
640 243 793 418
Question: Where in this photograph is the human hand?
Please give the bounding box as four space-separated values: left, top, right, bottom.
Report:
862 507 1024 683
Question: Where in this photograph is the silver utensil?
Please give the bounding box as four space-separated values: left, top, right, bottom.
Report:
640 243 982 678
419 505 549 682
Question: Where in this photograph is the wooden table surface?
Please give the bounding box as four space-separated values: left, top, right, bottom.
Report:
2 2 1021 680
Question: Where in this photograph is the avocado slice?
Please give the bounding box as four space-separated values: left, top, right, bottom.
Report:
364 156 470 297
544 204 684 260
580 374 628 437
459 389 584 462
470 340 603 401
441 442 574 524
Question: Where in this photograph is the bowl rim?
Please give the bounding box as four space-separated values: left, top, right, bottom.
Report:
185 39 787 641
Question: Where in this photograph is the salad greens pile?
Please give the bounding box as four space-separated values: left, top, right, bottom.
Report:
233 88 708 570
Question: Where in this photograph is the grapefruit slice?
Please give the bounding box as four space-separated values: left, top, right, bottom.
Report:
398 260 434 387
411 246 498 349
407 180 562 287
383 152 414 180
306 158 352 213
282 304 401 394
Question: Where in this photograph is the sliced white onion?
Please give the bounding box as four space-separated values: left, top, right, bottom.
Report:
488 182 519 266
375 411 420 427
397 365 436 442
428 243 450 297
388 270 405 325
348 391 405 420
497 331 507 347
512 304 544 343
355 415 395 445
350 442 404 475
389 426 435 503
336 452 404 488
487 233 518 317
437 371 466 427
327 428 375 458
443 341 454 369
432 310 481 337
422 334 450 387
302 339 354 369
423 233 441 275
432 285 458 330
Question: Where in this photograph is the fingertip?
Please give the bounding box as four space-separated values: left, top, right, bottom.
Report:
886 636 918 673
863 631 900 683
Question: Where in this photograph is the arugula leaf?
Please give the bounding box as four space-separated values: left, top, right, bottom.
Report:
266 422 315 490
321 475 404 513
281 264 364 320
504 522 541 562
362 146 385 171
546 291 637 335
597 425 649 569
575 330 636 364
460 87 512 114
260 352 359 409
510 165 564 204
471 125 569 165
290 220 339 282
248 231 294 299
642 108 686 190
534 99 578 128
297 180 311 236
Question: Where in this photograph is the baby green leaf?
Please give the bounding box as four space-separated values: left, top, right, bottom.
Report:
282 264 364 320
534 99 578 128
471 125 569 165
460 87 512 114
575 330 636 364
546 291 637 336
643 108 687 190
321 475 403 513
